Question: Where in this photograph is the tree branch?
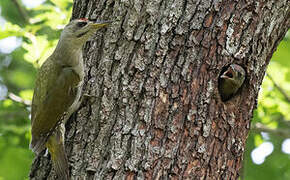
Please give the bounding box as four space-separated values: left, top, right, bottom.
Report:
267 74 290 103
252 123 290 138
11 0 30 23
7 92 31 106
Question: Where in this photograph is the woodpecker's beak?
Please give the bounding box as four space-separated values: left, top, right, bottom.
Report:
90 21 112 28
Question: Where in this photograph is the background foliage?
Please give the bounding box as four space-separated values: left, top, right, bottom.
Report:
0 0 72 179
0 1 289 179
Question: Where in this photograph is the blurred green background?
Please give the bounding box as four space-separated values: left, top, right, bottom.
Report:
0 0 289 179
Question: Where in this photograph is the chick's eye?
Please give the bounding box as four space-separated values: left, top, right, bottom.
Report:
77 22 87 28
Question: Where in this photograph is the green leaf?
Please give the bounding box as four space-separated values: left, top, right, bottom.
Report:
0 23 24 39
19 89 33 101
254 134 263 147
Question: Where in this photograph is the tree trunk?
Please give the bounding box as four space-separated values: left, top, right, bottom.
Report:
30 0 289 179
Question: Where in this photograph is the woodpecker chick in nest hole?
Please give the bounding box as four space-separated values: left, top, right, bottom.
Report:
218 64 245 101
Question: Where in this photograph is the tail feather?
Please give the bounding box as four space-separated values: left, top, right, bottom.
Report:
46 125 70 180
48 142 70 180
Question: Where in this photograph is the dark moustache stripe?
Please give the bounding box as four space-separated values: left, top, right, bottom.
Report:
76 30 89 38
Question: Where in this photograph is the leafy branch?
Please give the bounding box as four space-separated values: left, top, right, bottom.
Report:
267 74 290 103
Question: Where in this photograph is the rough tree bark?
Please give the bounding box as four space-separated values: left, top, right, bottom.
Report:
30 0 289 179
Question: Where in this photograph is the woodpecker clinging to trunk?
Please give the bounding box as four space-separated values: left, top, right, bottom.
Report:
30 18 110 179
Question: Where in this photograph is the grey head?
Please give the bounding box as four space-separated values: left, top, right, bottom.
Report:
60 18 110 47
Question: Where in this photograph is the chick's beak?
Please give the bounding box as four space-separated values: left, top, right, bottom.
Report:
220 67 236 79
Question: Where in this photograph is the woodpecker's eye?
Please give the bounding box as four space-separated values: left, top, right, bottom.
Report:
77 22 87 28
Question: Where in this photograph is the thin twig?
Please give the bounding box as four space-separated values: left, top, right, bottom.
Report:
277 117 290 128
252 123 290 138
267 74 290 103
11 0 30 23
7 92 31 106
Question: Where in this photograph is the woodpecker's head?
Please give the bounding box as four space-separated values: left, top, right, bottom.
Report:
220 64 245 86
60 18 110 46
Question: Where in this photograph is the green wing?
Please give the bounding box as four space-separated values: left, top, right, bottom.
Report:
30 57 80 153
